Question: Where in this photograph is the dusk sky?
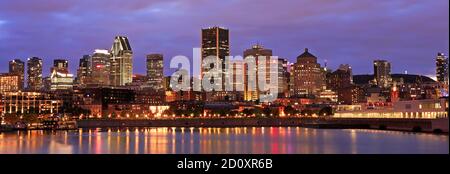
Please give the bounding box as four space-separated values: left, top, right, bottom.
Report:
0 0 448 78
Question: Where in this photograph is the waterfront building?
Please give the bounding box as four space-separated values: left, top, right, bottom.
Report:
0 91 62 114
334 98 448 119
91 49 111 86
146 54 164 91
373 60 392 88
110 36 133 86
291 48 326 97
8 59 25 90
27 57 43 91
76 55 91 86
0 73 20 92
73 87 135 114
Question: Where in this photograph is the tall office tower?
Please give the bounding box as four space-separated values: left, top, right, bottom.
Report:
91 49 111 86
277 58 289 98
110 36 133 86
50 59 73 91
76 55 91 86
373 60 392 88
201 27 230 87
9 59 25 90
201 27 232 101
436 53 448 84
27 57 43 91
292 48 326 96
146 54 164 91
243 44 273 101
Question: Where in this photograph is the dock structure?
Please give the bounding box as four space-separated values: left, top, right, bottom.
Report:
77 117 448 133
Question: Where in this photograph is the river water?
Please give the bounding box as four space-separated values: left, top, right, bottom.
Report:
0 127 448 154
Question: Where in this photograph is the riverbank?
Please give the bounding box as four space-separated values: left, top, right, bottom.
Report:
77 117 449 133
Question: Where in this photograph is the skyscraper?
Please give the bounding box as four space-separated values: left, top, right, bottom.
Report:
243 44 273 101
201 27 230 87
292 48 326 96
278 58 289 98
91 49 111 86
27 57 43 91
146 54 164 91
110 36 133 86
9 59 25 90
201 27 231 101
76 55 91 86
436 53 448 85
373 60 392 88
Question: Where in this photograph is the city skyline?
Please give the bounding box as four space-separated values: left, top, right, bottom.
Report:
0 0 448 78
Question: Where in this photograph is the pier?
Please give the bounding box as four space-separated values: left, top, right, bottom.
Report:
77 117 449 133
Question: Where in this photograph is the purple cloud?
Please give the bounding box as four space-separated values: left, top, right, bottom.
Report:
0 0 448 78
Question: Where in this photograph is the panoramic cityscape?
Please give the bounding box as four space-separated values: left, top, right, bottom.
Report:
0 0 448 155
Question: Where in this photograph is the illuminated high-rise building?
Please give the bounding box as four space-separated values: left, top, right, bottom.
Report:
243 44 273 101
146 54 164 91
436 53 448 85
110 36 133 86
277 58 289 98
201 27 230 87
8 59 25 90
27 57 43 91
201 27 231 101
91 49 111 86
374 60 392 88
292 48 326 96
76 55 91 86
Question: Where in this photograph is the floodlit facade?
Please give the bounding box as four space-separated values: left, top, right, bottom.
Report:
9 59 25 90
334 98 448 119
243 44 275 101
292 48 326 96
50 71 74 91
0 91 62 114
0 73 20 92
